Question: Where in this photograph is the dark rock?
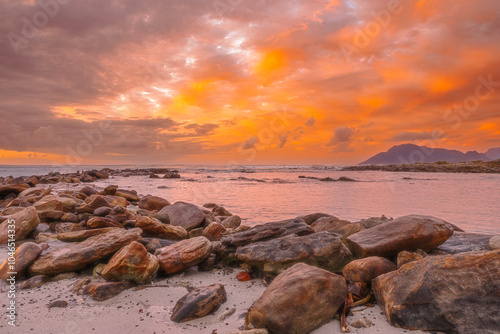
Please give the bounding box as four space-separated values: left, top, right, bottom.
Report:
342 256 396 283
171 284 227 322
354 215 393 229
296 213 334 225
93 206 113 217
105 205 133 223
221 218 313 248
47 300 68 308
236 232 353 277
373 250 500 334
77 195 113 214
248 263 347 334
188 227 204 238
0 183 30 198
20 275 51 289
79 186 98 197
346 215 454 258
221 215 241 229
396 250 426 268
436 232 494 254
102 185 118 196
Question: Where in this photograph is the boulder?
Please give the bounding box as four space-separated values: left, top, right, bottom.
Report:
82 281 135 301
221 215 241 229
311 217 364 240
342 256 396 283
49 222 84 234
346 215 454 258
396 250 426 268
20 275 51 289
86 217 123 229
355 215 393 229
155 201 205 231
212 205 232 217
33 195 76 212
38 210 65 222
373 250 500 334
102 185 118 196
0 206 40 243
156 236 212 274
79 186 98 197
248 263 347 334
436 232 494 254
188 228 204 238
57 228 118 242
105 205 133 223
138 195 170 211
171 284 227 322
202 222 226 241
0 242 42 281
490 236 500 250
101 241 159 284
115 189 140 202
221 218 313 248
28 228 142 276
93 206 113 217
0 183 30 198
236 232 353 277
135 216 187 240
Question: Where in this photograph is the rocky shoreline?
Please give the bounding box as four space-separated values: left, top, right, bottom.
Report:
0 170 499 334
341 159 500 173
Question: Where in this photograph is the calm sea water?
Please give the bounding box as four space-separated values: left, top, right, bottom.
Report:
1 165 499 234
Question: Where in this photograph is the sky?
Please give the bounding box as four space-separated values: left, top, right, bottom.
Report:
0 0 499 165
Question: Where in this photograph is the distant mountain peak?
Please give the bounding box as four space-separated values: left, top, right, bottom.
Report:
359 144 500 165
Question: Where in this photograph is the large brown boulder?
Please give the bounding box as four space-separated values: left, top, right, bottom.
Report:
115 189 140 202
101 241 159 284
138 195 170 211
236 232 353 277
436 232 493 254
373 250 500 334
202 222 226 241
77 195 113 213
155 201 205 231
28 228 142 276
346 215 454 258
0 183 30 198
342 256 396 283
248 263 347 334
0 242 42 281
311 217 364 240
221 218 313 248
171 284 227 322
33 195 76 212
135 216 187 240
0 206 40 243
156 236 212 274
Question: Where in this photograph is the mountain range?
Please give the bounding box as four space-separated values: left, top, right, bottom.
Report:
359 144 500 165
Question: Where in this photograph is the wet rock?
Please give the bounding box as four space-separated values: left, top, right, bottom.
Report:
156 236 212 274
20 275 51 289
342 256 396 283
248 263 347 334
171 284 227 323
155 201 205 231
82 281 135 301
373 250 500 334
296 212 334 225
86 217 123 229
202 222 226 241
0 242 42 281
221 218 313 248
236 232 353 277
28 228 142 276
138 195 170 211
346 215 454 258
135 216 187 240
311 217 363 240
396 250 425 268
490 236 500 250
101 241 159 284
0 206 40 243
115 189 140 202
57 228 118 242
221 215 241 229
77 195 113 214
436 232 494 254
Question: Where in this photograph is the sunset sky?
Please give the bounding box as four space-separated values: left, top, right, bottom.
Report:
0 0 499 165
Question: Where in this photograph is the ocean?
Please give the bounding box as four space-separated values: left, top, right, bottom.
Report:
1 165 499 234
